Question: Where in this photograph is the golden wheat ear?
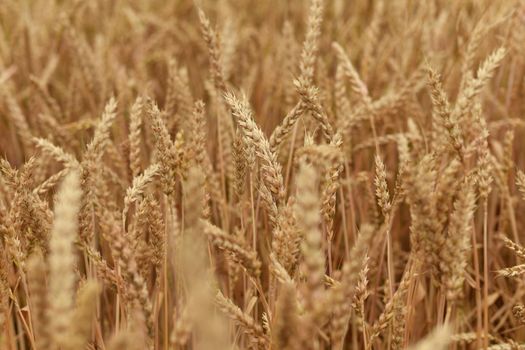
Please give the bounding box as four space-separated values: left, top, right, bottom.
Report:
47 169 82 349
408 326 451 350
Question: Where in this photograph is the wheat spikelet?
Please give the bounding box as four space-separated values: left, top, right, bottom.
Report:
47 169 82 349
198 9 227 94
404 154 441 274
330 224 374 349
134 195 165 285
512 304 525 324
272 199 302 274
65 24 101 103
5 160 52 256
321 138 344 239
215 290 269 348
0 248 9 342
516 170 525 201
232 130 248 197
361 1 383 82
1 86 34 154
451 332 496 345
272 282 299 350
27 251 50 350
102 214 154 337
269 252 295 285
439 179 476 301
334 64 352 126
180 167 229 350
148 101 183 194
426 65 464 159
296 162 324 313
295 79 334 141
67 281 100 349
165 59 194 124
224 91 285 206
374 154 391 216
332 42 370 104
269 102 307 153
461 18 488 85
476 118 493 198
408 326 451 350
129 96 144 177
454 47 507 124
33 168 69 196
487 344 525 350
170 306 192 349
204 221 261 279
498 264 525 278
122 162 160 225
351 254 369 333
0 222 25 268
33 138 79 167
500 236 525 260
187 100 207 168
85 97 118 161
299 0 324 84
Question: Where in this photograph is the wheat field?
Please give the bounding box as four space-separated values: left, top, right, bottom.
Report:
1 0 525 349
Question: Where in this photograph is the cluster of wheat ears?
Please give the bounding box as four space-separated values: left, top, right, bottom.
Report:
2 0 525 349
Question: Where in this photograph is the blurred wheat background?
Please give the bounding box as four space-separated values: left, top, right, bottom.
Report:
1 0 525 349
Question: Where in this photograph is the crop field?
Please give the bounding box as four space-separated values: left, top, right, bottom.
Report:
1 1 525 349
